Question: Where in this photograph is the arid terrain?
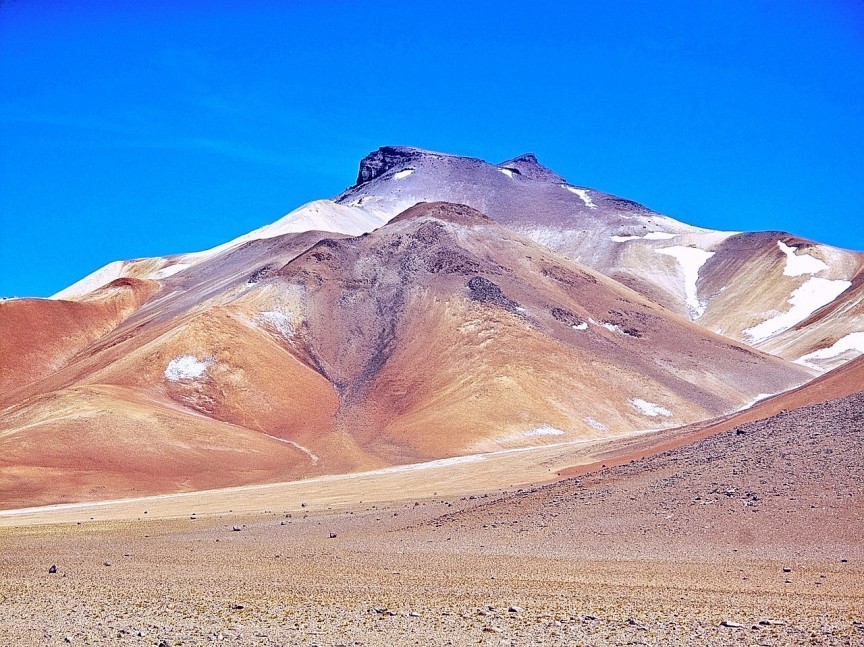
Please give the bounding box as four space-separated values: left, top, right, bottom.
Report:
1 391 861 646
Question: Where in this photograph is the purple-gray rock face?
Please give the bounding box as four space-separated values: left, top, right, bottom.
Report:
355 146 426 185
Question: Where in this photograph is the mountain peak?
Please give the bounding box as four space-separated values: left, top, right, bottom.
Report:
498 153 565 183
355 146 449 185
388 201 494 227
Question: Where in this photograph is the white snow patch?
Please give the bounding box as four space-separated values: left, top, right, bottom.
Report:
643 232 678 240
572 321 588 331
164 355 212 382
796 332 864 369
499 168 515 178
735 392 776 412
629 398 673 417
494 425 566 446
610 232 677 243
778 241 828 277
583 417 608 431
655 246 716 318
563 186 597 208
744 277 852 342
393 168 414 180
152 263 190 279
258 311 293 337
522 425 566 438
601 322 623 334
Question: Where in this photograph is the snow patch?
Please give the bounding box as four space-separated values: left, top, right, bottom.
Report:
572 321 588 331
583 417 608 431
522 425 566 438
258 311 293 337
499 168 515 178
778 241 828 277
629 398 672 417
601 322 623 334
655 246 716 318
744 277 852 342
796 332 864 369
495 425 566 446
735 392 776 412
563 186 596 208
393 168 414 180
611 232 677 243
164 355 213 382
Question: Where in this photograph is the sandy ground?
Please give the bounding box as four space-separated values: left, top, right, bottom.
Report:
1 394 862 646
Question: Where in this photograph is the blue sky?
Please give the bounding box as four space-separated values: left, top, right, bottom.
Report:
1 1 863 297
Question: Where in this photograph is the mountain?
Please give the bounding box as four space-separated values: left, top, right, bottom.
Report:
0 201 811 507
1 145 860 508
50 146 864 371
334 147 864 370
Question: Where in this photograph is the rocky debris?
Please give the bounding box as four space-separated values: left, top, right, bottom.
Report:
328 532 337 539
48 564 57 574
508 606 523 613
232 526 242 532
467 276 520 313
550 307 586 328
625 618 649 631
426 249 481 275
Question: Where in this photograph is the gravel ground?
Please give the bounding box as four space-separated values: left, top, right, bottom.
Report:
1 394 861 646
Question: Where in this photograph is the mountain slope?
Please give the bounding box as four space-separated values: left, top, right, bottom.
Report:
334 146 864 368
51 146 863 370
0 202 812 507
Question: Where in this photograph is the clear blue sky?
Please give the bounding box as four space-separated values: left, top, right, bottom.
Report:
2 1 863 297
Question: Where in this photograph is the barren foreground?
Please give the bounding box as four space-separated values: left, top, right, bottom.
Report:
1 393 862 646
